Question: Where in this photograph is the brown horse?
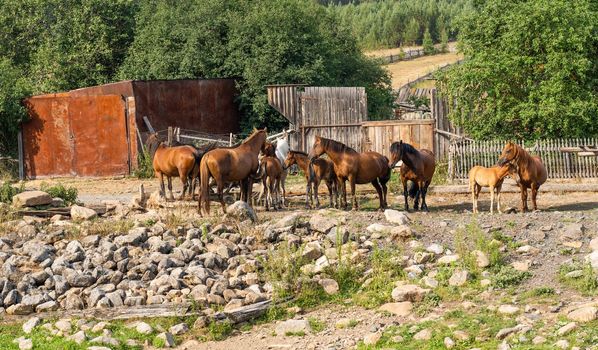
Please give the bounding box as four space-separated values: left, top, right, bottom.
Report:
389 141 436 211
308 136 390 210
256 141 277 205
469 163 518 214
146 134 201 200
284 150 337 209
199 128 267 215
497 141 547 212
259 156 283 211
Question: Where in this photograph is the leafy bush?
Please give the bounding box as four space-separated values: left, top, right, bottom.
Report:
39 182 78 205
134 152 154 179
353 247 405 308
559 260 598 295
492 265 531 288
0 182 23 203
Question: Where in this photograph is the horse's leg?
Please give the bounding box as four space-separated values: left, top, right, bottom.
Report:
489 185 495 214
281 170 287 208
371 179 383 210
158 172 166 199
167 176 175 201
402 179 409 211
421 180 431 211
349 175 358 211
246 177 254 207
519 184 528 212
305 178 312 209
314 178 321 209
471 182 477 213
413 181 422 211
338 176 346 209
531 183 539 211
380 178 388 209
217 181 226 214
496 184 503 213
326 180 334 208
179 174 188 200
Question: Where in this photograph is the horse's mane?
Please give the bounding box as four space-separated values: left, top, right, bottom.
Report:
289 150 308 157
320 137 358 155
242 129 266 144
390 141 418 170
512 142 533 165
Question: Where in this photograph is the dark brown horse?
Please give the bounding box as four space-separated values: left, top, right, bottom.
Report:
308 136 390 210
259 156 283 211
284 150 337 209
497 141 547 212
199 128 267 215
146 134 203 200
389 141 436 211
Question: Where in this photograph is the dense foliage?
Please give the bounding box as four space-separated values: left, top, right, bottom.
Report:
0 0 393 155
438 0 598 139
329 0 473 49
119 0 394 132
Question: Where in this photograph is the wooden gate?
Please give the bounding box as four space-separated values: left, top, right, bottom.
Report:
361 119 435 158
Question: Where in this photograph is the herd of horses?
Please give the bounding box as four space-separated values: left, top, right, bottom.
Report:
146 128 547 216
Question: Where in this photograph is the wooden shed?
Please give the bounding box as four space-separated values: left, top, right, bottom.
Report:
21 78 241 178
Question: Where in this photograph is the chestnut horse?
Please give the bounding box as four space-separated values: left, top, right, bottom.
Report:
308 136 390 210
146 134 201 200
497 141 547 212
259 156 283 211
284 150 337 209
389 141 436 211
469 163 518 214
199 128 267 215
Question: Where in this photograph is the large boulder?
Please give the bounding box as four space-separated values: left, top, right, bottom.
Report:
384 209 410 225
226 201 257 223
391 284 430 302
567 306 598 323
70 205 97 221
12 191 52 208
309 214 337 234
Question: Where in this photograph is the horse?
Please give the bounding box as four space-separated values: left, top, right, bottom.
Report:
308 136 390 210
497 141 547 212
199 128 267 215
259 156 283 211
145 133 203 201
389 141 436 211
284 150 337 209
274 132 290 206
469 163 519 214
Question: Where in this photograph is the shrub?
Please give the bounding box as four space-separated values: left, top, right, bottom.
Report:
134 151 154 179
40 182 78 205
0 182 23 203
492 265 531 288
559 260 598 295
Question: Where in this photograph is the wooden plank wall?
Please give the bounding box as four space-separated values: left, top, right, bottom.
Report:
449 139 598 180
361 119 435 158
294 87 367 152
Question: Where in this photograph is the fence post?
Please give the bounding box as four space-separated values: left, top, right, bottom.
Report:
229 133 233 146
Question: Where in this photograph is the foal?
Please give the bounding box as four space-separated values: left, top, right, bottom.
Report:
469 163 518 214
259 156 283 211
284 150 337 209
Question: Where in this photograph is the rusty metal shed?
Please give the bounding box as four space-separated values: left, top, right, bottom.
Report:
21 78 241 178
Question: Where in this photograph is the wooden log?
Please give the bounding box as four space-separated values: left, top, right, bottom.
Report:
222 300 273 323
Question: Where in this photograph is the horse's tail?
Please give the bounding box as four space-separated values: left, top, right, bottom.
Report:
199 153 211 215
407 180 419 199
308 160 316 184
380 156 392 183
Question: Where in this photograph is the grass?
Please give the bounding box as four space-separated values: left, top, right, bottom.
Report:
0 181 23 204
558 260 598 295
40 182 78 205
205 320 233 341
86 219 135 236
492 265 532 289
307 317 326 333
134 151 154 179
353 247 405 308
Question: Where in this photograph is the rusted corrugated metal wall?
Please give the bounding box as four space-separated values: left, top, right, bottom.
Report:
361 119 435 158
134 79 240 135
23 95 131 178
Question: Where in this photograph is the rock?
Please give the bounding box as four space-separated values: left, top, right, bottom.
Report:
497 340 511 350
496 324 527 339
567 306 598 322
68 330 86 344
22 317 40 334
313 255 330 273
90 335 119 346
36 300 58 312
302 242 323 261
512 261 530 272
565 270 584 278
413 252 433 264
554 339 570 349
426 244 444 255
437 254 460 265
473 250 490 268
586 251 598 270
444 337 455 349
275 319 311 335
448 269 469 286
226 201 257 223
421 276 438 288
6 304 34 315
319 279 339 295
326 226 350 245
366 223 411 239
115 227 148 246
556 322 577 336
453 330 469 341
16 337 33 350
532 336 546 344
169 323 189 335
379 302 413 316
589 237 598 251
64 270 95 287
498 305 520 315
560 223 584 241
384 209 410 224
136 321 153 335
335 318 357 329
54 319 72 333
70 205 97 221
363 332 381 345
309 215 337 234
156 332 176 347
413 328 432 340
12 191 52 207
391 284 430 302
64 294 84 310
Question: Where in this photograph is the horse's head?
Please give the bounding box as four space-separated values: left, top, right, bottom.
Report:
262 141 276 157
283 151 296 170
388 141 405 168
507 162 520 183
145 133 162 158
498 141 518 166
307 136 325 161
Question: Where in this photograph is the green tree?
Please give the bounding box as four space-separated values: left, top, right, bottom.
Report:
439 27 449 53
0 57 30 156
423 28 435 54
437 0 597 139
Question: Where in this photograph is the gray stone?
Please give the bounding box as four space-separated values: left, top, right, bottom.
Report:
64 270 95 287
156 332 175 347
114 227 148 246
448 269 469 286
22 317 40 334
64 294 84 310
16 337 33 350
384 209 410 225
391 284 430 302
12 191 52 207
275 319 311 335
560 223 584 241
226 201 257 223
326 227 350 245
36 300 58 312
54 319 72 333
68 330 86 344
136 321 153 334
413 328 432 340
319 278 339 295
309 215 337 234
70 205 97 221
567 306 598 322
379 302 413 316
363 332 381 345
6 303 34 315
302 241 323 261
169 323 189 335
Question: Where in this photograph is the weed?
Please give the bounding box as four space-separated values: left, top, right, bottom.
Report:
308 317 326 333
206 320 233 341
353 247 405 308
134 151 155 179
492 265 531 288
285 331 305 336
164 211 185 231
259 243 305 300
414 292 442 316
0 181 23 203
40 182 78 205
559 260 598 295
87 219 134 236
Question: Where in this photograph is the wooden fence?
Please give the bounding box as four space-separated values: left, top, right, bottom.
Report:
449 139 598 180
361 119 434 159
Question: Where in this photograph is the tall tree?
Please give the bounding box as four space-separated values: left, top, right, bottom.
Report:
438 0 598 139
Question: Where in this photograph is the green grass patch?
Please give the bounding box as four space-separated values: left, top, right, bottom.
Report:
308 317 326 333
353 247 405 308
40 182 78 205
206 320 233 341
492 265 531 288
134 151 154 179
0 181 23 203
558 260 598 295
